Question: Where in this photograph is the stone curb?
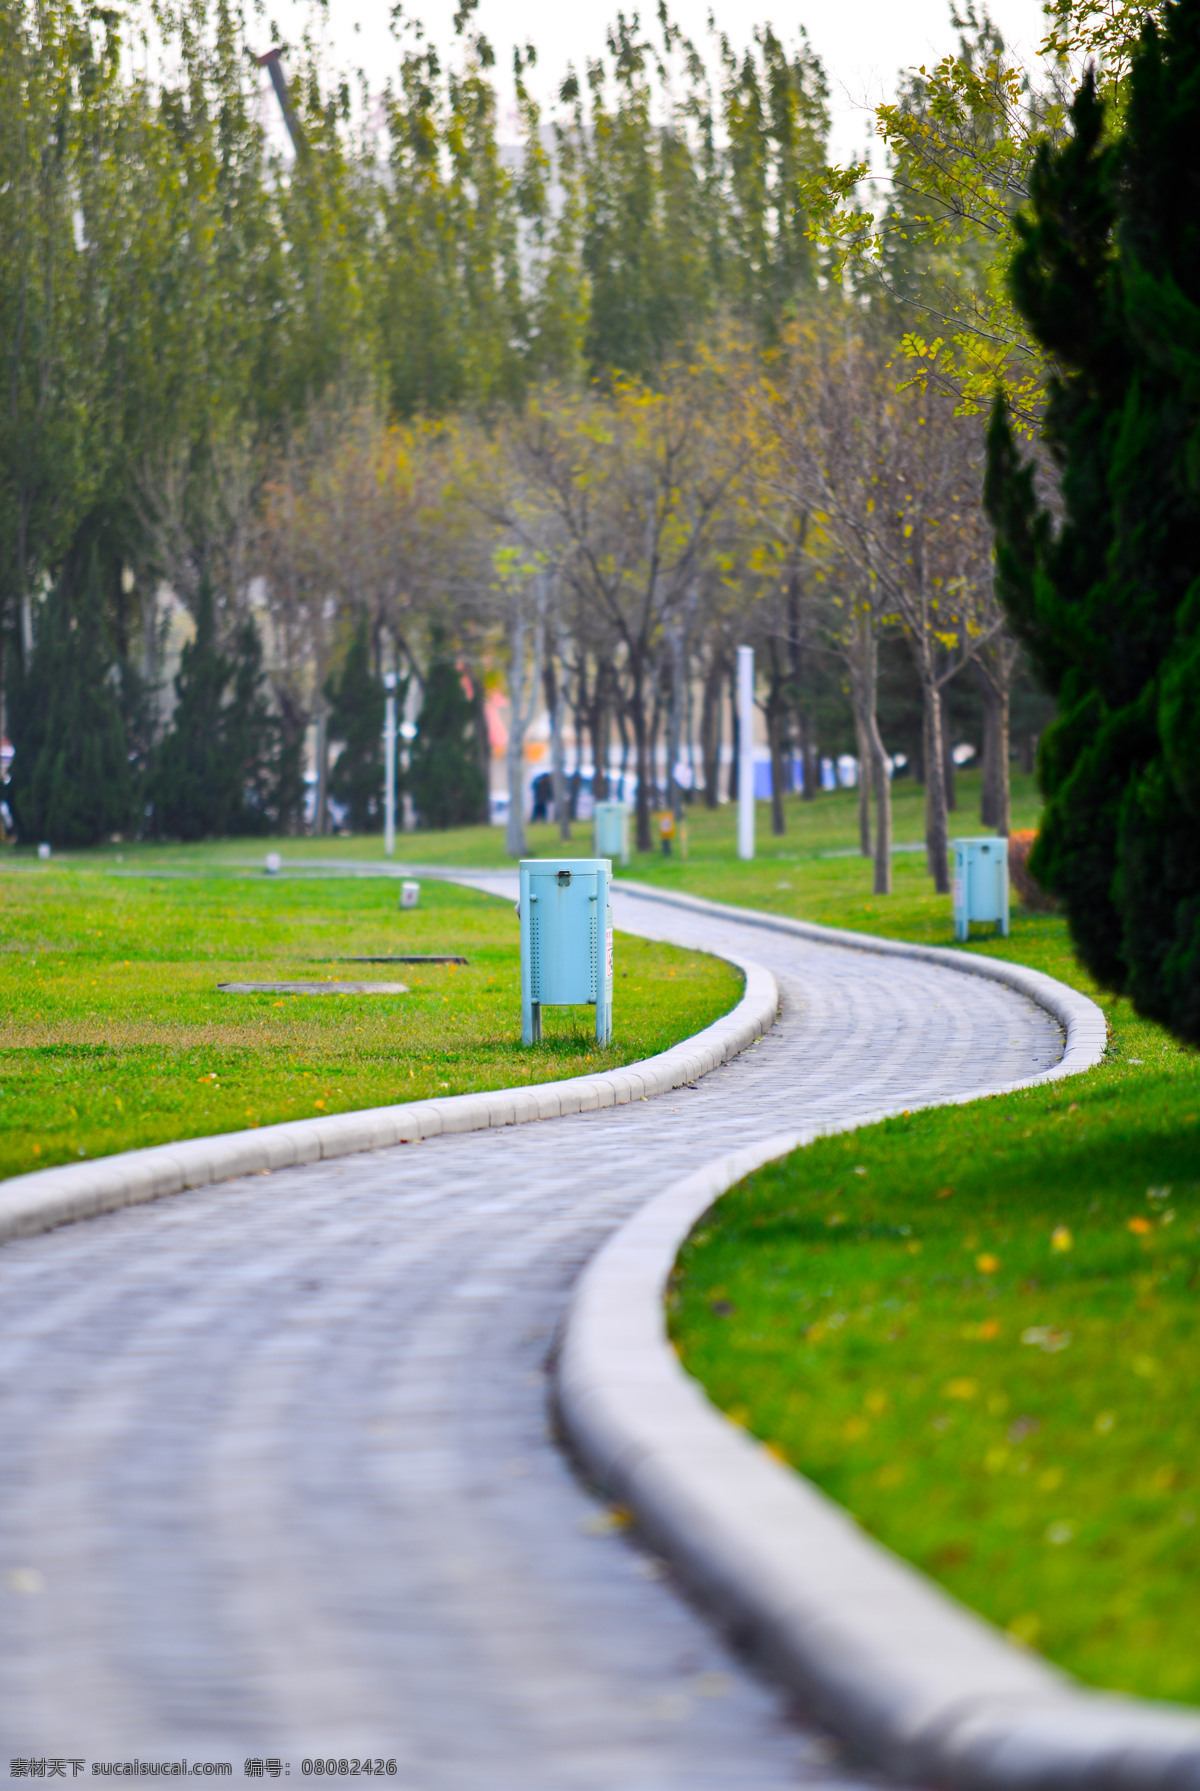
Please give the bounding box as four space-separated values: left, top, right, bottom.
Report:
0 950 778 1249
559 893 1200 1789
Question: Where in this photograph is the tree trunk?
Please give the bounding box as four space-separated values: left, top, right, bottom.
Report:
767 695 786 836
631 662 653 851
976 658 1012 836
544 654 570 841
727 664 740 804
848 610 889 891
799 707 818 802
868 706 892 895
990 683 1011 835
615 693 631 799
649 676 666 810
505 597 543 859
922 678 952 893
700 658 722 808
853 711 871 856
592 688 609 803
667 634 686 822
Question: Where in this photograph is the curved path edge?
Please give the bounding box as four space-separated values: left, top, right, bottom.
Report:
615 878 1107 1079
559 891 1200 1790
0 951 778 1248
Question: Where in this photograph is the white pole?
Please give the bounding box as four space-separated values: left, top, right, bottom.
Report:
737 644 754 862
384 673 396 859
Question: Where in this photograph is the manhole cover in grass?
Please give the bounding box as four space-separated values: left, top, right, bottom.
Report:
218 981 410 996
339 955 469 965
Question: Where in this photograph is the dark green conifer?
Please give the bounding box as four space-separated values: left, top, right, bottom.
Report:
325 619 386 833
149 582 239 840
226 615 285 837
408 624 486 829
985 0 1200 1043
149 586 287 839
7 550 133 847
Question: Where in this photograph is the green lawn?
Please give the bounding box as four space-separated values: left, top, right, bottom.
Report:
0 860 740 1181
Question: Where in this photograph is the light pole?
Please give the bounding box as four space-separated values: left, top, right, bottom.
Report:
384 671 397 859
737 644 755 861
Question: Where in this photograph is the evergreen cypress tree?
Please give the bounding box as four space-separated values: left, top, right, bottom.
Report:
149 582 239 840
985 0 1200 1044
8 551 133 846
226 615 282 837
149 587 289 840
325 619 386 833
408 625 486 829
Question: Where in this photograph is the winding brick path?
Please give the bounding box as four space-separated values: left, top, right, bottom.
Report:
0 882 1062 1787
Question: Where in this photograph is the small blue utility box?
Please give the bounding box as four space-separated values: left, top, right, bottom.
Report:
951 836 1009 942
593 800 629 866
519 858 613 1046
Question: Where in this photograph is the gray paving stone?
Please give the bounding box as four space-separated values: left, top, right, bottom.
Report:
0 883 1063 1786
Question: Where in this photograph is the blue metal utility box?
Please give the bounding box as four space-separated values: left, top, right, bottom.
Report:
519 858 613 1046
951 836 1009 942
593 801 629 866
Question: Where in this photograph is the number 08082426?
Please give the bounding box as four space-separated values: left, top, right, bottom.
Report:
300 1762 397 1776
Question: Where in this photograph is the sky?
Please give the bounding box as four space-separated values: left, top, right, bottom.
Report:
257 0 1050 169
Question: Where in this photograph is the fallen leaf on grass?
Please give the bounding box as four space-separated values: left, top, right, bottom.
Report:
1021 1326 1072 1352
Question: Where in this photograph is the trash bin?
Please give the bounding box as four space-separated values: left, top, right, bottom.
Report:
593 800 629 866
518 858 613 1046
400 880 420 910
951 837 1009 941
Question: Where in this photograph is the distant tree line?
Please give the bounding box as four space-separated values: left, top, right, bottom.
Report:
11 0 1193 1061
